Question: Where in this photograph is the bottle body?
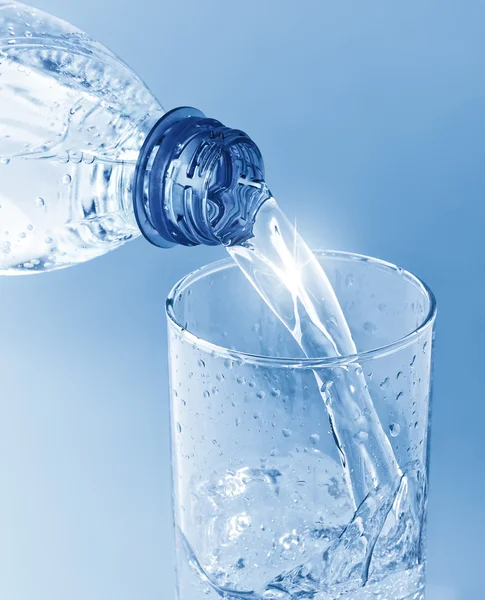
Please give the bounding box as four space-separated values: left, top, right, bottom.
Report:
0 1 164 273
0 2 269 274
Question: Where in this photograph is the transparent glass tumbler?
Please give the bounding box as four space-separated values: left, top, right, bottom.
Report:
166 251 436 600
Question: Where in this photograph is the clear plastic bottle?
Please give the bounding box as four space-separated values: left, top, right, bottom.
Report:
0 1 268 274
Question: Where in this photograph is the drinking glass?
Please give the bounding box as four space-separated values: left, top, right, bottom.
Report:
166 251 436 600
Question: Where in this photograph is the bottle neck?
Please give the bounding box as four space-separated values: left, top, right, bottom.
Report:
133 107 271 248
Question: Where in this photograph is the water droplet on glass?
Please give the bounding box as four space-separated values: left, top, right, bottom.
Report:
203 390 210 399
271 388 280 397
248 381 255 388
26 224 33 231
253 412 261 420
216 373 224 382
256 391 265 399
310 433 320 445
380 377 390 389
236 558 246 569
423 341 428 353
396 371 403 379
35 197 45 207
224 359 232 369
62 174 72 184
0 157 10 165
237 376 246 385
389 423 401 437
7 39 15 45
410 355 416 366
198 359 205 368
45 236 52 244
24 31 32 37
235 417 241 426
176 422 182 433
363 321 377 334
355 366 363 375
378 303 387 312
19 232 26 238
282 428 292 438
345 274 354 287
396 391 404 401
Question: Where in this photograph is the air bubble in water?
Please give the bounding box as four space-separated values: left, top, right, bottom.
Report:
354 431 369 443
62 174 72 184
69 150 83 164
389 423 401 437
57 152 69 164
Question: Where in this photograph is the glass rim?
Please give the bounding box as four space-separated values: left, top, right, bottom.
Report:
166 250 437 369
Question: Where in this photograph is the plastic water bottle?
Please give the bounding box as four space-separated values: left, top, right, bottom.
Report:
0 1 268 274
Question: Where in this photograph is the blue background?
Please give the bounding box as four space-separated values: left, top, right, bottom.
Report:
1 2 482 599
